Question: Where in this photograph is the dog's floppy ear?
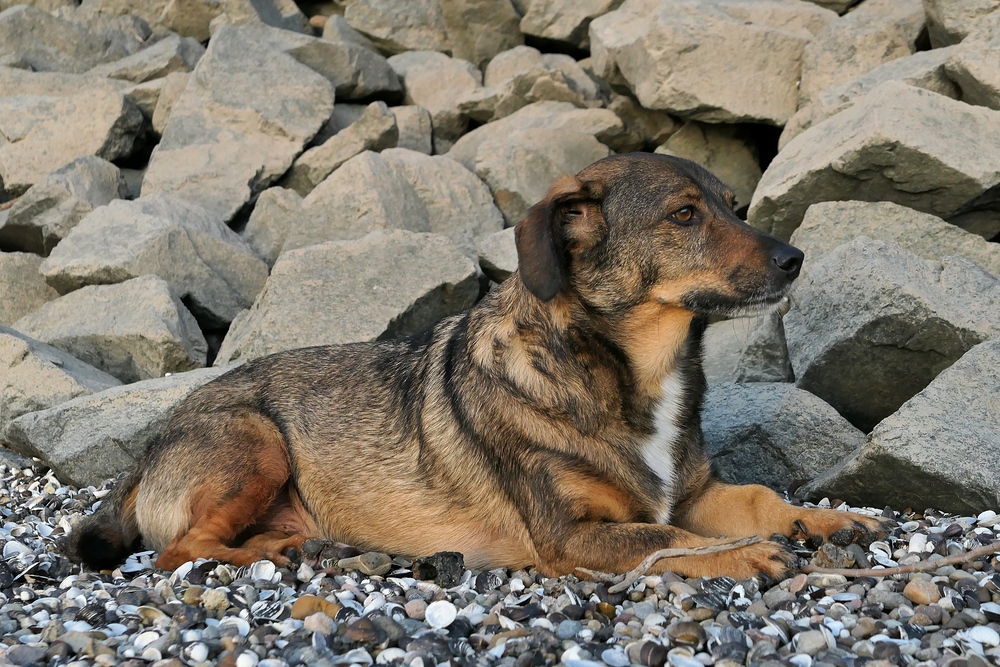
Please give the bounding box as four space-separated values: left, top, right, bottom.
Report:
515 175 598 302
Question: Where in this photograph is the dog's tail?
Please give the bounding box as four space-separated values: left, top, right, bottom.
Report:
64 467 143 570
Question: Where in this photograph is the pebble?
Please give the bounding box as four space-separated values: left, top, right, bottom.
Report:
0 462 997 667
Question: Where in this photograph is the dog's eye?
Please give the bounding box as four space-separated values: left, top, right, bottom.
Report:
670 206 695 224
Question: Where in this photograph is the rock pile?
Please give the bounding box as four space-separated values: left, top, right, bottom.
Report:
1 0 999 662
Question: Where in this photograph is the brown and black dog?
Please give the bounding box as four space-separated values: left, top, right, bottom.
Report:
67 153 887 579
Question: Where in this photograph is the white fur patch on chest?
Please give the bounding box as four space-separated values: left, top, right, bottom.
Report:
640 370 685 524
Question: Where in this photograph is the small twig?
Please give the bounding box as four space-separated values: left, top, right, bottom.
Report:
0 198 17 211
801 540 1000 578
575 536 763 593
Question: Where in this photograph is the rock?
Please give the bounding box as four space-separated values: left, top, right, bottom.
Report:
391 106 433 155
0 5 145 73
1 366 227 486
520 0 620 49
606 93 681 153
388 51 482 154
215 231 479 365
11 275 208 383
231 23 402 102
122 77 167 119
0 326 121 432
203 0 310 35
85 34 204 83
903 579 941 605
784 238 1000 431
949 210 1000 240
321 14 374 48
590 0 836 125
439 0 522 69
462 127 610 225
655 122 761 211
802 338 1000 515
0 253 58 326
794 630 830 657
150 72 190 136
780 47 959 149
40 194 268 327
457 46 601 123
748 82 1000 240
0 69 144 195
945 32 1000 110
283 151 430 253
790 201 1000 280
702 383 864 491
448 102 626 165
798 0 925 105
381 147 505 259
282 101 399 196
141 25 334 224
0 156 126 256
345 0 450 55
242 187 304 267
702 312 794 384
477 227 517 283
923 0 1000 47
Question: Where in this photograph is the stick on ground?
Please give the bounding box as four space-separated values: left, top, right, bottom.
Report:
801 540 1000 578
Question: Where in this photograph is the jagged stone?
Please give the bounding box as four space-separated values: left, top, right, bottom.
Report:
0 254 58 326
440 0 522 69
520 0 620 49
344 0 450 55
391 106 433 155
477 227 517 284
86 33 204 83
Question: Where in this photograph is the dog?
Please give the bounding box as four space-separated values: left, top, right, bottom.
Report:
66 152 888 580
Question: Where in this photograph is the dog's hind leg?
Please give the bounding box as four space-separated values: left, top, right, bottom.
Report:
673 481 892 546
150 410 302 570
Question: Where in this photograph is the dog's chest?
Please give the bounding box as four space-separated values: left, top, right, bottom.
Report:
639 370 685 524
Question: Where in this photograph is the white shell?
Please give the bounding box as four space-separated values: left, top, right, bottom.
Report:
789 655 813 667
424 600 458 628
219 616 251 637
184 642 210 663
601 648 630 667
236 650 260 667
133 631 159 651
957 626 1000 648
141 648 162 662
376 647 406 664
339 648 373 665
907 533 928 553
249 560 278 582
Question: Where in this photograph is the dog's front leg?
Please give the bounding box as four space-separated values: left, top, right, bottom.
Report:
532 520 797 580
672 481 892 546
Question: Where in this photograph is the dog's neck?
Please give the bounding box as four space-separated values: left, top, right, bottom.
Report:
469 277 697 412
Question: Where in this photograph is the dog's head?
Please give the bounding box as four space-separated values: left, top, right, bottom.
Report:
514 152 803 319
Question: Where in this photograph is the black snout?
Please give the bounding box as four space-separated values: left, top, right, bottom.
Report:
772 244 804 280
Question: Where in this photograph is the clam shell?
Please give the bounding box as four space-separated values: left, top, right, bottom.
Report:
182 642 210 664
957 626 1000 647
249 560 277 583
424 600 457 628
376 647 406 664
133 630 159 651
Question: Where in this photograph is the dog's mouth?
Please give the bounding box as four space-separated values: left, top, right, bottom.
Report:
680 284 795 318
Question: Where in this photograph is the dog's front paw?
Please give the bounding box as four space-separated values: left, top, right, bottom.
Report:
725 539 799 581
789 509 893 547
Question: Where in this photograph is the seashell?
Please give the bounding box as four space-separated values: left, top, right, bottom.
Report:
376 647 406 664
182 641 210 664
957 626 1000 647
141 648 162 662
362 591 386 614
337 648 374 665
868 541 897 567
424 600 457 628
667 647 702 667
383 603 407 622
448 637 474 658
899 521 921 532
133 630 159 651
907 533 928 553
235 649 259 667
977 510 998 525
2 541 29 559
249 560 277 583
602 647 631 667
76 602 107 626
218 616 251 637
788 654 813 667
170 560 194 583
250 600 287 623
136 606 167 624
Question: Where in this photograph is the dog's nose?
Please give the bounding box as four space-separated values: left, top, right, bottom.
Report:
772 244 804 280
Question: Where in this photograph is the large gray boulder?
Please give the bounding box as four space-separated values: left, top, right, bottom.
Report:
607 93 682 153
0 156 126 256
40 194 268 327
922 0 1000 47
345 0 450 55
215 231 479 365
748 82 1000 240
520 0 620 49
150 71 190 136
1 366 228 486
477 227 517 284
0 5 145 73
945 31 1000 110
780 48 959 149
283 151 431 253
702 312 794 385
655 122 761 211
242 187 305 267
380 148 505 260
388 51 482 154
784 238 1000 432
439 0 522 70
229 23 402 102
11 275 208 383
0 326 121 433
281 101 399 196
798 0 925 106
85 34 205 83
448 102 626 165
0 253 58 326
141 25 334 224
391 105 434 155
590 0 836 125
801 338 1000 515
457 46 602 123
0 69 144 195
703 383 865 491
791 201 1000 280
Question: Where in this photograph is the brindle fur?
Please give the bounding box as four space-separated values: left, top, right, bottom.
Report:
66 153 889 579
